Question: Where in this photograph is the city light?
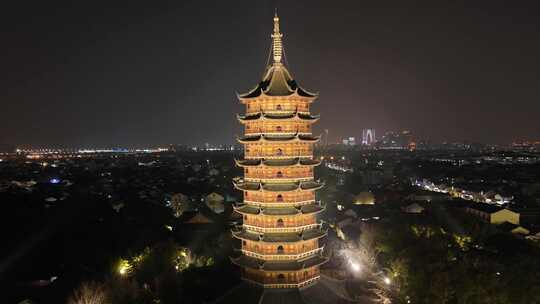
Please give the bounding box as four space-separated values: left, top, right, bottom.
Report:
50 178 61 184
350 262 360 272
384 277 391 285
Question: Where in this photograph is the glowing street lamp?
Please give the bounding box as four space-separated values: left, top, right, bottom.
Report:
350 262 360 272
117 259 132 276
383 276 391 285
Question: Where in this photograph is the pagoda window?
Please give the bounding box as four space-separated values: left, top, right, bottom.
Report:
276 148 283 156
278 274 285 282
276 126 282 132
243 240 247 246
244 215 248 220
245 169 249 174
277 218 284 227
276 104 282 110
276 194 283 202
276 171 283 178
304 271 308 279
277 245 284 254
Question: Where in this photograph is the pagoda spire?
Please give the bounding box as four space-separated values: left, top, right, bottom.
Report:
271 11 283 64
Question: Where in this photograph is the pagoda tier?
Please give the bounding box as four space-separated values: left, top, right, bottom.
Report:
243 143 314 159
237 241 324 260
240 267 321 288
244 99 311 115
242 167 314 182
232 13 326 290
244 122 313 136
242 189 315 206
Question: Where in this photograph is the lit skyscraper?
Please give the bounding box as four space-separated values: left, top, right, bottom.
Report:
362 129 376 145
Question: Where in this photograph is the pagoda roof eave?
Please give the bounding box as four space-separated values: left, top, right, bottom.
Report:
235 158 322 168
231 254 328 271
238 90 318 102
237 134 320 144
231 227 327 243
237 112 320 123
233 202 325 216
233 178 324 192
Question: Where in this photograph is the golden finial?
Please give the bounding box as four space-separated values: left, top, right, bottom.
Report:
271 10 283 63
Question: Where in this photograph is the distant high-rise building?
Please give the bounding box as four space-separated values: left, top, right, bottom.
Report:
362 129 376 145
378 130 413 149
342 137 356 146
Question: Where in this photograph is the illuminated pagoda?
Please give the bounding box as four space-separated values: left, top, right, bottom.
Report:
231 12 327 290
217 13 359 304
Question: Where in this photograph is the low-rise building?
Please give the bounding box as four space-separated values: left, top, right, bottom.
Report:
205 192 225 214
465 204 520 225
497 222 530 235
402 203 425 214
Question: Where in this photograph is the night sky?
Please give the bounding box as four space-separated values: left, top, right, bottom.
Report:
1 1 539 147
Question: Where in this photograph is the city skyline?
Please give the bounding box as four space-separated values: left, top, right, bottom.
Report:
2 1 540 147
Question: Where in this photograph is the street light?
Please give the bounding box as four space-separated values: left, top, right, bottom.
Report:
383 277 391 285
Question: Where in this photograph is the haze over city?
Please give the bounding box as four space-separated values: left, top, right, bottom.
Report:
2 1 539 147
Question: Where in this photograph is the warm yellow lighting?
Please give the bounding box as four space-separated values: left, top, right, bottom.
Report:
117 259 132 276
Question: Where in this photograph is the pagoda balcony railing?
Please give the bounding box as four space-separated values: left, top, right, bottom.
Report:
244 199 316 207
245 108 310 115
245 131 311 136
245 154 313 160
244 176 313 183
241 247 323 261
243 274 320 289
243 223 321 233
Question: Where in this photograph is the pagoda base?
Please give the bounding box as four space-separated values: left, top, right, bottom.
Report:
212 275 372 304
